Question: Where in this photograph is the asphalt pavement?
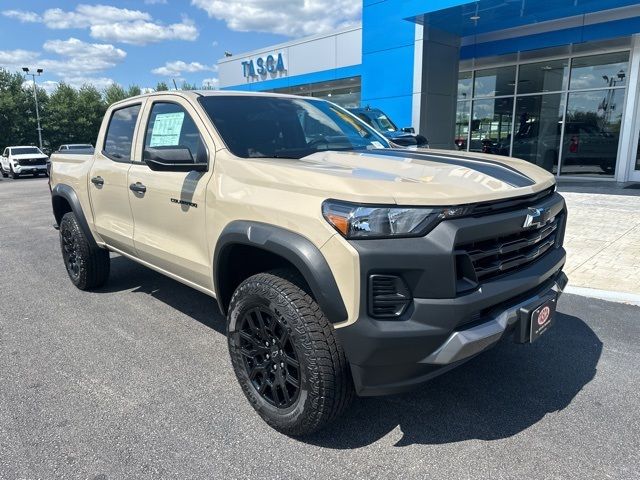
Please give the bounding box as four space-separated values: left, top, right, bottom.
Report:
1 177 639 479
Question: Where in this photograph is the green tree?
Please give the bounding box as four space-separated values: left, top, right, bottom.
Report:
42 83 81 150
76 85 106 144
126 85 141 97
103 83 128 106
181 81 197 90
155 81 169 91
0 69 47 151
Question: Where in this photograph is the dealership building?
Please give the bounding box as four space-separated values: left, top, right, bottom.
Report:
218 0 640 183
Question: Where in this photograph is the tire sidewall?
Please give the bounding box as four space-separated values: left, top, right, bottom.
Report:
59 213 89 288
228 282 313 430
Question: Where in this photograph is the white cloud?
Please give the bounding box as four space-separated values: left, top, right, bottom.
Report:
2 10 42 22
0 49 39 69
62 76 116 90
190 0 361 37
42 38 126 72
201 77 219 89
91 19 198 45
1 4 198 46
152 60 217 77
23 79 59 94
0 38 125 91
42 5 151 29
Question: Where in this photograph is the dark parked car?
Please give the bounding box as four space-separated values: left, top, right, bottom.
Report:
349 107 428 147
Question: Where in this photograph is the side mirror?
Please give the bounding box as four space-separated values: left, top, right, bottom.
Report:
144 147 208 172
401 127 415 134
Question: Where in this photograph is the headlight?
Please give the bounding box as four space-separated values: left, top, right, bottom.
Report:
322 200 471 239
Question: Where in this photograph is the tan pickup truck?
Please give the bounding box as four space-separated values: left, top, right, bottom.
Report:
49 91 568 435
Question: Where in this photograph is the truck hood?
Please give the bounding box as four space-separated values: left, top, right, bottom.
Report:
226 148 556 206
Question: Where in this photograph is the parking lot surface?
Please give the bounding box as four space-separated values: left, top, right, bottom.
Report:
1 178 639 479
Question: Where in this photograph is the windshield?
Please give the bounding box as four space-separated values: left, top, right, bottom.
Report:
11 147 42 155
364 111 398 132
199 96 390 159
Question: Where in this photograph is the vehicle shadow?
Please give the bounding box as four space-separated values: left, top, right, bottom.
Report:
306 311 601 448
99 255 226 335
100 256 601 449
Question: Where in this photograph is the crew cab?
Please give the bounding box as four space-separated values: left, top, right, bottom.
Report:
49 91 568 435
1 145 49 178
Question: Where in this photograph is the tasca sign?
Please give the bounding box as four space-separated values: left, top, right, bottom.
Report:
241 52 286 78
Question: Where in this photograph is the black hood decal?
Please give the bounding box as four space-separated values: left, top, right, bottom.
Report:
369 149 535 188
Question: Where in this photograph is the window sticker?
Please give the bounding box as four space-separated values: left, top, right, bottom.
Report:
371 141 384 149
150 112 185 147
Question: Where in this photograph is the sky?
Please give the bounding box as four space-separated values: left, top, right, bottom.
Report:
0 0 361 92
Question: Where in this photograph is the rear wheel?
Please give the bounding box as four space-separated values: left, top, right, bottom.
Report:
59 212 110 290
227 271 354 436
0 164 7 178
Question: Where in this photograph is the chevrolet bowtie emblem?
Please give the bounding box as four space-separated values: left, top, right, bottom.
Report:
523 207 545 228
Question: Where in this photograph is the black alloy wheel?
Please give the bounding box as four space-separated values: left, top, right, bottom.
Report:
227 271 354 435
237 306 301 408
58 212 110 290
61 224 81 282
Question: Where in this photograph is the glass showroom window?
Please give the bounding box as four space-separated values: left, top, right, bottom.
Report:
562 52 629 176
456 49 629 176
470 97 513 155
561 89 624 176
512 94 565 173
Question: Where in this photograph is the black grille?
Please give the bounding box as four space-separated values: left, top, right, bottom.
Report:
18 158 46 166
457 214 562 282
368 275 411 318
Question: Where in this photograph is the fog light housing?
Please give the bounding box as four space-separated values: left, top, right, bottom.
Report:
368 274 412 318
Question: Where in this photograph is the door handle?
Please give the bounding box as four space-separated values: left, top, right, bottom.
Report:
91 176 104 186
129 182 147 194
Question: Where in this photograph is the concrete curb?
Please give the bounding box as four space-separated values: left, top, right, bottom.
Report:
564 285 640 306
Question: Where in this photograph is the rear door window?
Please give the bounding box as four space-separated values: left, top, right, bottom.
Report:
103 104 141 161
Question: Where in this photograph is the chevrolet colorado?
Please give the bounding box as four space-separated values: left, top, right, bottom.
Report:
49 91 568 435
2 145 49 178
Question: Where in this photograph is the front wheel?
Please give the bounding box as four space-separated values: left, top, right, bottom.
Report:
0 165 7 178
59 212 110 290
227 271 354 436
10 166 19 179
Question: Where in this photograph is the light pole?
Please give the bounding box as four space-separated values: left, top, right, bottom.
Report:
22 67 44 150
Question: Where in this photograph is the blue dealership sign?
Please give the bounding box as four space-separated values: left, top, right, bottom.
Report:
242 52 287 78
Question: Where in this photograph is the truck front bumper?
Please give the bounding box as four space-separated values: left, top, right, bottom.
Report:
336 254 567 396
14 165 47 174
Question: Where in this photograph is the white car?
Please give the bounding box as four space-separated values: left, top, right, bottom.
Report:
1 146 49 179
57 144 95 153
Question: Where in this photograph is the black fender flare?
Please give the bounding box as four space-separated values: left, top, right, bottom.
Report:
213 221 348 324
51 184 99 249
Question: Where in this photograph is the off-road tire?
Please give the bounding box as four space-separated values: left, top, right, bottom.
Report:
227 270 354 436
59 212 110 290
10 166 19 179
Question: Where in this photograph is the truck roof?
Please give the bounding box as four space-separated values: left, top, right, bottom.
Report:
109 89 316 108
